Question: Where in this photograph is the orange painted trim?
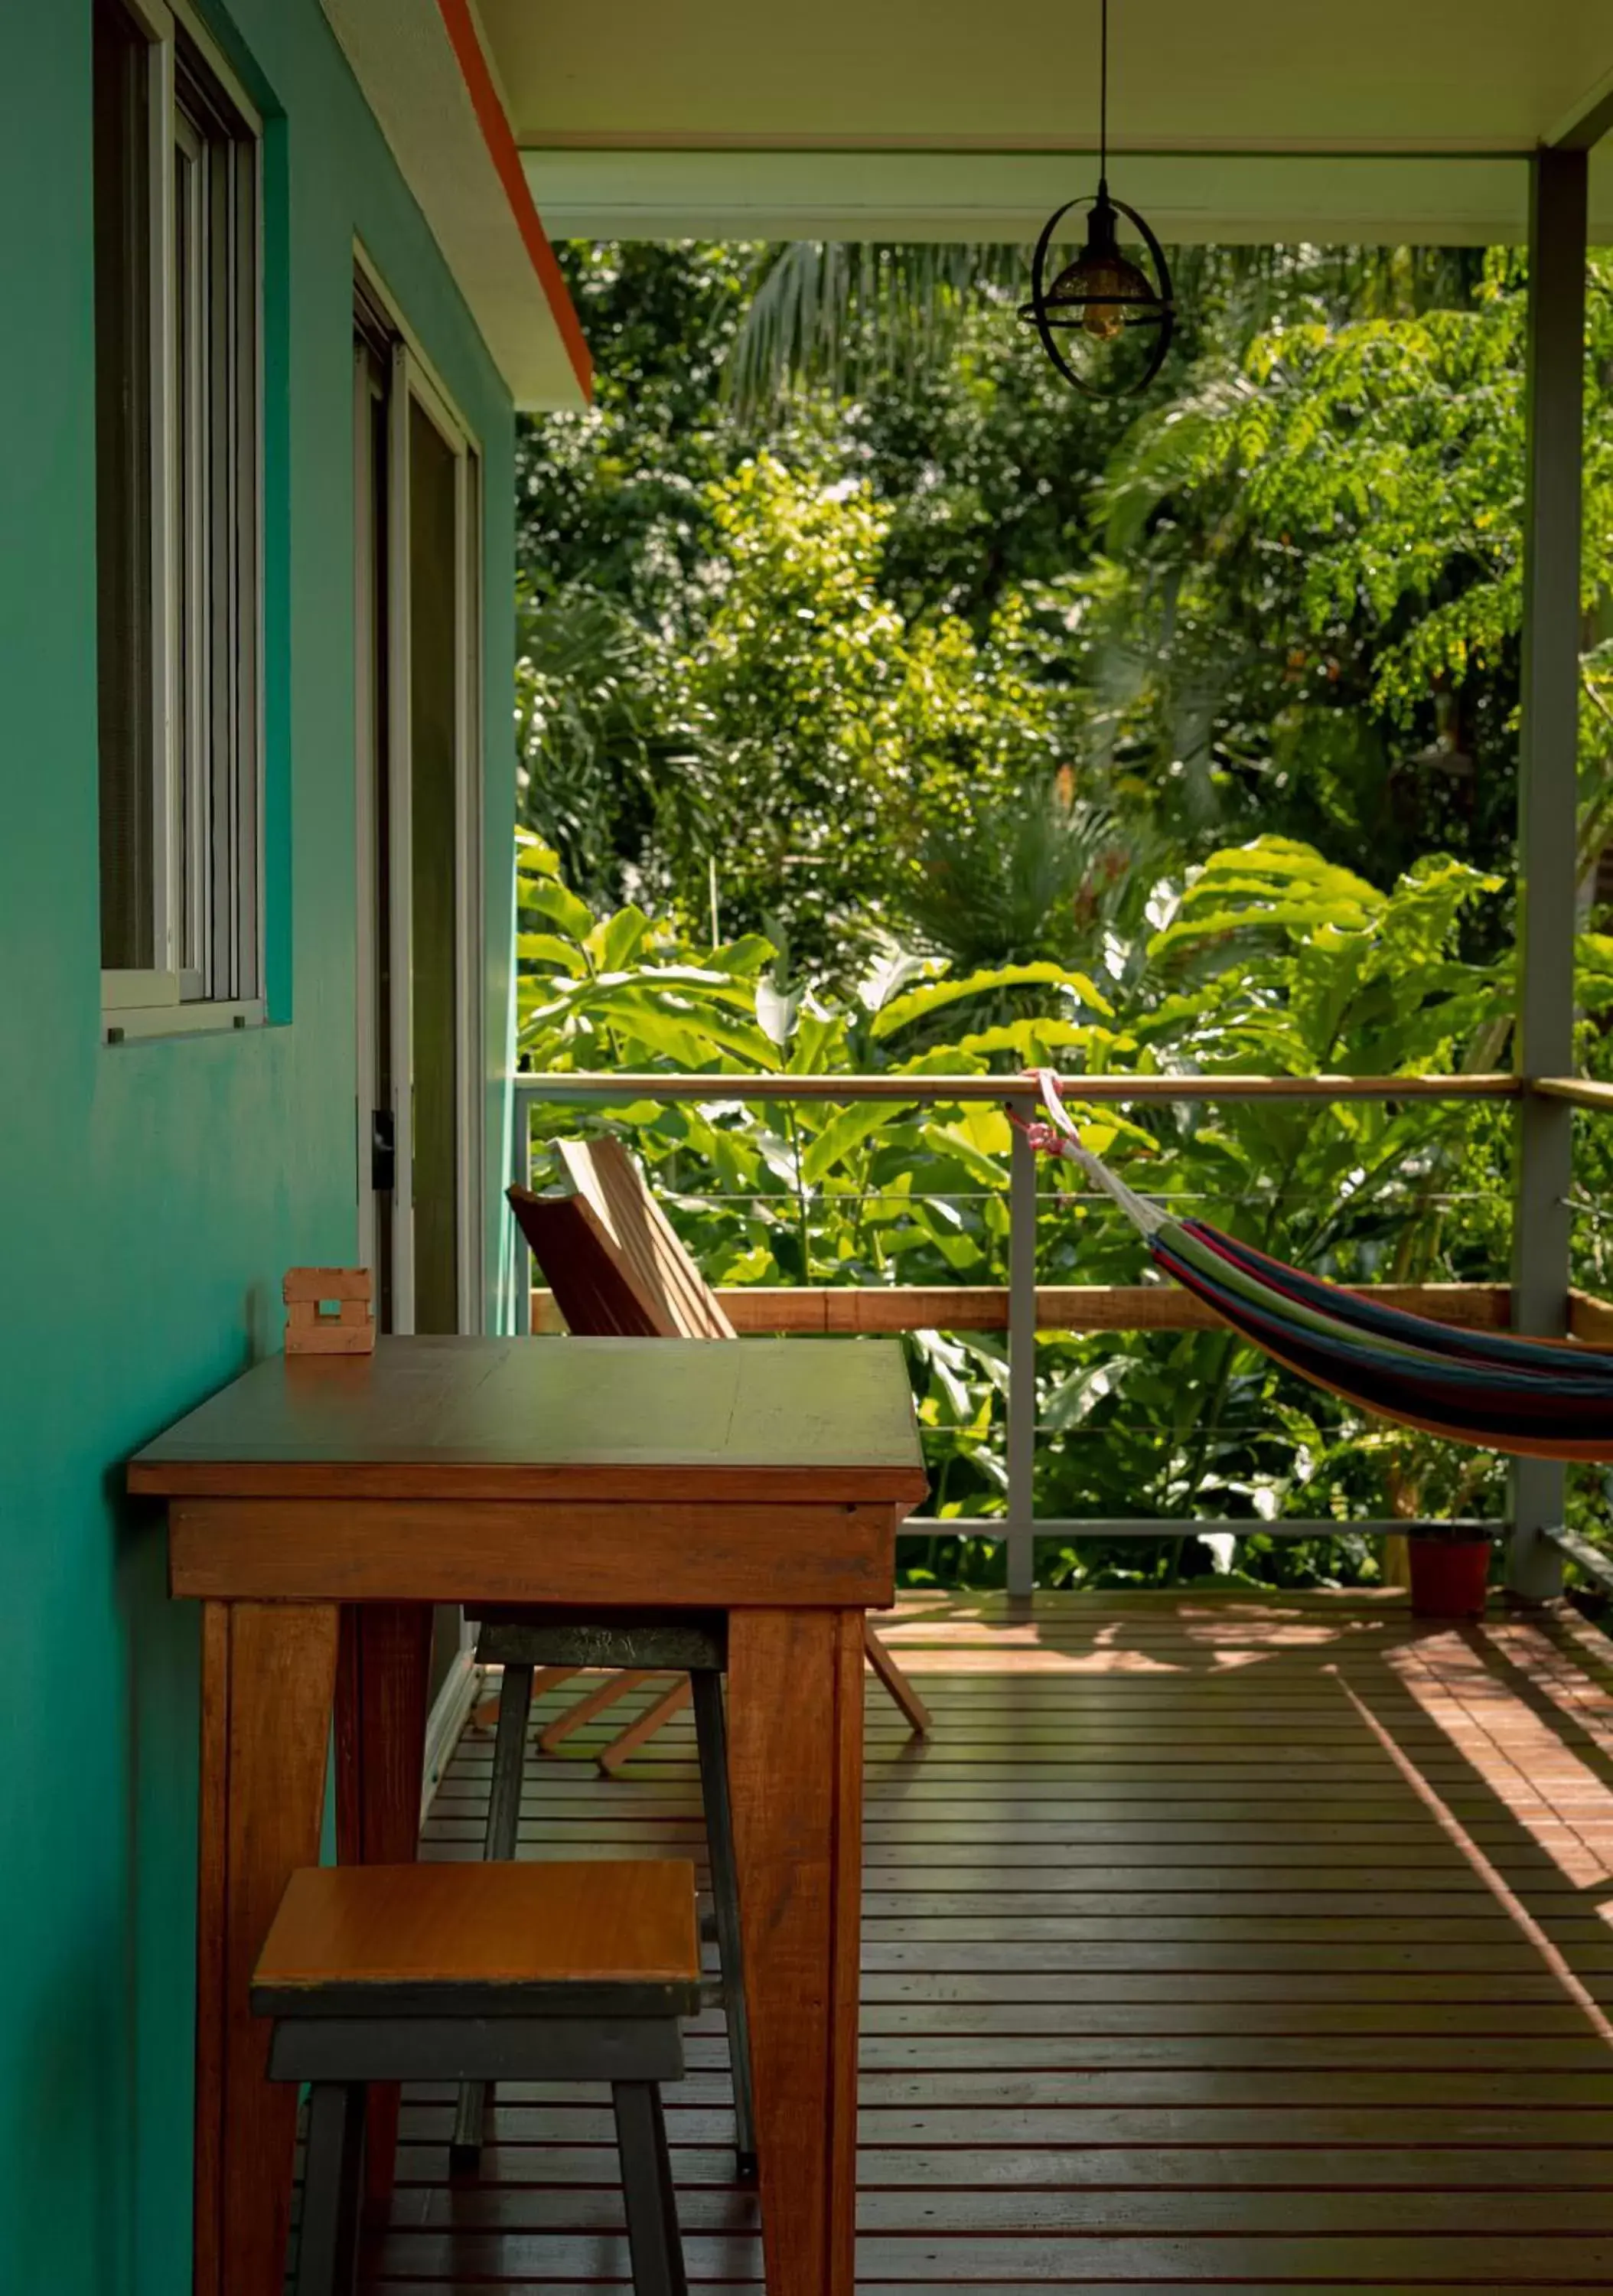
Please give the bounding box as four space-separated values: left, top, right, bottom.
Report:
434 0 593 402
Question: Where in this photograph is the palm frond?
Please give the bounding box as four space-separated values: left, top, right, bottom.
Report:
724 242 1028 413
898 781 1142 973
724 240 1489 416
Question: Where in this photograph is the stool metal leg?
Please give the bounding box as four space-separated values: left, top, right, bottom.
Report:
689 1668 757 2185
451 1661 536 2173
613 2081 688 2296
296 2082 367 2296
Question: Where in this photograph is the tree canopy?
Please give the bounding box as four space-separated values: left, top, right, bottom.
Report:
516 240 1613 970
510 236 1613 1588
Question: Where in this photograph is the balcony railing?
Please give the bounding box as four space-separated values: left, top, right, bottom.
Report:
510 1069 1612 1594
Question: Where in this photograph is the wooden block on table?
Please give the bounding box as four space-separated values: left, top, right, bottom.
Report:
284 1268 374 1303
284 1268 376 1356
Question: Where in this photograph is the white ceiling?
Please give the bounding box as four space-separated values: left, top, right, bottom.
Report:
514 149 1568 248
476 0 1613 241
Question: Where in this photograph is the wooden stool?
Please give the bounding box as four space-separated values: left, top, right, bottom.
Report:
452 1608 756 2186
253 1861 699 2296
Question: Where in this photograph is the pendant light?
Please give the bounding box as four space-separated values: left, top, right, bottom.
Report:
1019 0 1175 398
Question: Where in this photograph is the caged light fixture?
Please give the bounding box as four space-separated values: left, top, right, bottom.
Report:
1019 0 1176 398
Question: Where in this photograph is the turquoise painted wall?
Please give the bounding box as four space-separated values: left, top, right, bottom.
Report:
0 6 518 2290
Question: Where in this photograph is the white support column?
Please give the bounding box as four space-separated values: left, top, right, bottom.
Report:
1510 145 1588 1601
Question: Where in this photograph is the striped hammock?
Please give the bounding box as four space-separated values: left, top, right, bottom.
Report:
1024 1072 1613 1463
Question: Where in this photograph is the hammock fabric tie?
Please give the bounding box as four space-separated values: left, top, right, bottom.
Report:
1018 1071 1613 1463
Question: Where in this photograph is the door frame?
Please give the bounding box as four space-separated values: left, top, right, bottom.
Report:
352 246 484 1338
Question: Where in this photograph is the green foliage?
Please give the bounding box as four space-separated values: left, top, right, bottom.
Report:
513 584 693 908
1092 253 1613 887
516 240 1556 966
516 243 766 624
1148 840 1506 1076
658 453 928 965
510 237 1613 1593
728 243 1491 423
523 445 1095 979
515 832 1547 1590
1189 272 1613 723
683 458 1100 967
725 243 1028 416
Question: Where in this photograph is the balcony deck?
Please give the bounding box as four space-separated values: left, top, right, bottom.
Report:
373 1589 1613 2289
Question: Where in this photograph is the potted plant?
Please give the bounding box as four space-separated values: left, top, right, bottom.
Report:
1406 1524 1495 1619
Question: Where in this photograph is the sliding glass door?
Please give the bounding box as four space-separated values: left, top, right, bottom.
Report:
353 282 482 1338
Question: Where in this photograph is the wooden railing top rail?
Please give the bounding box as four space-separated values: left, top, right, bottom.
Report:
530 1281 1613 1344
1535 1075 1613 1111
515 1071 1521 1104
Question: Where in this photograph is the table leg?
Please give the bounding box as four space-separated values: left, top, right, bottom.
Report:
725 1607 864 2296
194 1598 340 2296
334 1600 435 2205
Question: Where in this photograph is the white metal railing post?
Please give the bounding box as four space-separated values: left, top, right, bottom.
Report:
1005 1094 1038 1597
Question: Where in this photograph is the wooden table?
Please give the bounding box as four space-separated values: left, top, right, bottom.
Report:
130 1334 927 2296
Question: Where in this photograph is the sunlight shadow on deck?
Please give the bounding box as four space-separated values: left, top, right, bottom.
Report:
883 1587 1427 1673
1376 1620 1613 1897
387 1590 1613 2291
1331 1660 1613 2047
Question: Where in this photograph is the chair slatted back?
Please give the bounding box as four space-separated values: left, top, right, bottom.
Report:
510 1136 735 1341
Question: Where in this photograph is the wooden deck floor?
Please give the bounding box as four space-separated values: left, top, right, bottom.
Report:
373 1590 1613 2289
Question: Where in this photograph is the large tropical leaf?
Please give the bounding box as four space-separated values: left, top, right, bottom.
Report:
872 962 1113 1042
800 1101 916 1186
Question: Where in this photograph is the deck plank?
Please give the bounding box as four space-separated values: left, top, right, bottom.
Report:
358 1590 1613 2289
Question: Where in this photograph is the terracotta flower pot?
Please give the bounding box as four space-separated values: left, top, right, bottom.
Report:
1408 1536 1492 1619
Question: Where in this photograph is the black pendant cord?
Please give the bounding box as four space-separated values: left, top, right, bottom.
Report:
1099 0 1109 191
1019 0 1175 398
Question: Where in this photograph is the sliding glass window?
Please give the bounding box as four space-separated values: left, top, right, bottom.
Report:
93 0 262 1034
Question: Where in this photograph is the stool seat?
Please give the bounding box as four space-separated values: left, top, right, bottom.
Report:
253 1860 702 2018
256 1861 696 2295
474 1606 727 1672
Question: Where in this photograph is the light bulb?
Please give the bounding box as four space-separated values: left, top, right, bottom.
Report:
1078 259 1130 341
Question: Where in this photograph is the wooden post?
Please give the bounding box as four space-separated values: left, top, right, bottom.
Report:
1510 145 1588 1602
332 1601 434 2205
726 1608 865 2296
194 1602 340 2296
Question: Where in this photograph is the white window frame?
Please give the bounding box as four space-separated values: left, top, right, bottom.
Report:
99 0 265 1044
